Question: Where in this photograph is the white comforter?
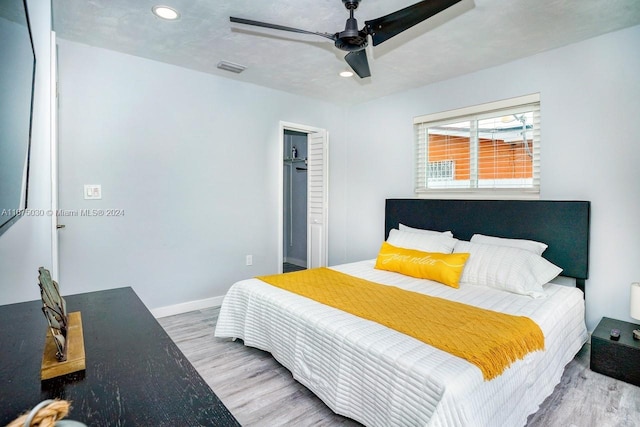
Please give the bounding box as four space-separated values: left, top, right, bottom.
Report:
215 260 587 427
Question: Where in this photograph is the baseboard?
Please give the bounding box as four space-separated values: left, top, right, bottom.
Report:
151 295 225 318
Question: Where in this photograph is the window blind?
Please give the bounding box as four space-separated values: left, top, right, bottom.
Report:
414 94 540 196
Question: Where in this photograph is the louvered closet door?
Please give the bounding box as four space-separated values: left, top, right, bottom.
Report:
307 130 328 268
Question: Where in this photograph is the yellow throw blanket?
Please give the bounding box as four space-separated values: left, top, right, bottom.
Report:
257 267 544 380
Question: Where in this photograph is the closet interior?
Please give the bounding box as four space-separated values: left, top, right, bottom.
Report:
283 130 307 273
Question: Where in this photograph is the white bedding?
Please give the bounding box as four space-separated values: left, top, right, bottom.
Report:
215 260 587 427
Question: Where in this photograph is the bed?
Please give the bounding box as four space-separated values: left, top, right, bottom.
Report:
215 199 591 426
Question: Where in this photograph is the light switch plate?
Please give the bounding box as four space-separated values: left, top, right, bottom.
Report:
84 184 102 200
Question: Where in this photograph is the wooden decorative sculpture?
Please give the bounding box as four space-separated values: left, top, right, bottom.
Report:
38 268 67 360
38 267 85 380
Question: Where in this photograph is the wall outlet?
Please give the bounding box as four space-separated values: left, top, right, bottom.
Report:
245 255 253 266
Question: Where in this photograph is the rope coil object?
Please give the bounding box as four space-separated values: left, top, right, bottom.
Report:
7 399 85 427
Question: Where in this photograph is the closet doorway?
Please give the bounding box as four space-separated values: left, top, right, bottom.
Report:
283 129 308 272
279 122 328 273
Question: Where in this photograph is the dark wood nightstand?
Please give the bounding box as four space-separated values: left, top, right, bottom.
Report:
590 316 640 387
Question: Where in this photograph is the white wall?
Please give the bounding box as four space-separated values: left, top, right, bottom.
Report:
36 22 640 333
0 0 52 305
55 39 345 309
337 25 640 331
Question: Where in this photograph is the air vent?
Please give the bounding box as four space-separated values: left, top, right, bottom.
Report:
216 61 247 74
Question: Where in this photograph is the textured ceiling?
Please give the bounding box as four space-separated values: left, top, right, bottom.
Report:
52 0 640 106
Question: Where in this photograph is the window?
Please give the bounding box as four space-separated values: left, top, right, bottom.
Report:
414 94 540 196
428 160 455 181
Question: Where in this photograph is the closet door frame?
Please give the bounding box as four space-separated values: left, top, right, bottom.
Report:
278 121 328 272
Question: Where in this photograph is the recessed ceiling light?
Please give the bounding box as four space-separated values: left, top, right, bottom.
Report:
152 5 180 20
339 70 354 78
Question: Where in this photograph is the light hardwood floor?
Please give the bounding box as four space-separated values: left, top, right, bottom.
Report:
158 307 640 426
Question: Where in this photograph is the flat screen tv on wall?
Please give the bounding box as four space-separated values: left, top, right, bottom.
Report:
0 0 36 237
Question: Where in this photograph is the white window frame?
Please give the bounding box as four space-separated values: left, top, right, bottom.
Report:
414 94 540 199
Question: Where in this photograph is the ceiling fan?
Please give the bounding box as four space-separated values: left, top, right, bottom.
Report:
230 0 463 78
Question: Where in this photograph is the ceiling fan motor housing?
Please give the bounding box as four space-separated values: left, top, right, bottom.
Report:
335 16 368 51
342 0 360 10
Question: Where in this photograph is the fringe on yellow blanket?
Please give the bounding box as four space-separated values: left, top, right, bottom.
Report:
258 267 545 380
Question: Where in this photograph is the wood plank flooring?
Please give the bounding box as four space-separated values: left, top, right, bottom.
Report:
283 262 306 273
158 307 640 426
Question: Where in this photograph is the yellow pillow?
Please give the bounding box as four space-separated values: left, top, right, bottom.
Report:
374 242 470 288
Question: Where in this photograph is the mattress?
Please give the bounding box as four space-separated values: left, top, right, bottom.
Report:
215 260 587 427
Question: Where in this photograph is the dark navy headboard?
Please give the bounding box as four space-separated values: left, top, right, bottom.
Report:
385 199 590 292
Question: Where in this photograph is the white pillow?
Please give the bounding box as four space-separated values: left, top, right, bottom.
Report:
399 223 454 237
387 229 457 253
470 233 548 255
454 241 562 298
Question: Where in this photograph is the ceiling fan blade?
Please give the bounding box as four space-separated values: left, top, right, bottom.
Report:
365 0 462 46
344 50 371 79
230 17 336 42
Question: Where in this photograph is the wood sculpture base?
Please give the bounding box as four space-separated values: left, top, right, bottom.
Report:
41 311 86 380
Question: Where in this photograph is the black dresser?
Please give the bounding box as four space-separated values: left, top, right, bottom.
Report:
0 287 239 426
